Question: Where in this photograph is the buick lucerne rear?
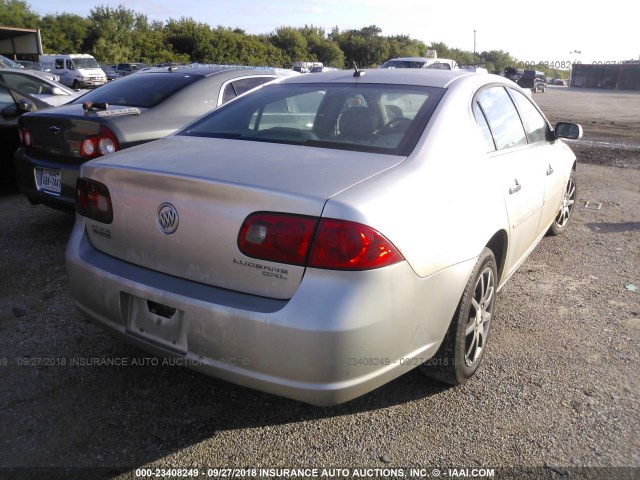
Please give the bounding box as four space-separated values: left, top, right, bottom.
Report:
66 69 581 405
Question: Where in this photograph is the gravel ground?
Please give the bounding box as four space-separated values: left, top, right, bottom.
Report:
0 88 638 480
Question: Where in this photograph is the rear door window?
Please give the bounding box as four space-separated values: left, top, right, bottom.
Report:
221 76 276 104
472 101 496 152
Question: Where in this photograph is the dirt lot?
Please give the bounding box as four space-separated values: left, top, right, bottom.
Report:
0 87 638 480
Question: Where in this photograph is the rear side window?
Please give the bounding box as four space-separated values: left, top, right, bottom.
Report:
72 73 201 108
472 101 496 152
475 86 527 150
221 76 276 104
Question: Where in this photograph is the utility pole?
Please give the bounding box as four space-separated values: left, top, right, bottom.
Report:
473 30 477 62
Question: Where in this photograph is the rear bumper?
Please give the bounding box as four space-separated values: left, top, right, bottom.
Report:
66 217 475 406
13 148 79 212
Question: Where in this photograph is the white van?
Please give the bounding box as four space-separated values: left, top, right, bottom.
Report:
38 54 107 89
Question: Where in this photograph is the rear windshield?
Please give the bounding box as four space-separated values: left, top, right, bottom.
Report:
180 83 443 156
72 72 201 108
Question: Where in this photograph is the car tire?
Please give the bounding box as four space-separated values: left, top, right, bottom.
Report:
420 247 497 385
72 80 81 89
547 169 577 236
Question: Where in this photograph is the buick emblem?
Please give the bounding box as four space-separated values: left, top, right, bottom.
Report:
157 203 179 234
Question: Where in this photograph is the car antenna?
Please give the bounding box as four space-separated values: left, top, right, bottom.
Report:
353 62 366 78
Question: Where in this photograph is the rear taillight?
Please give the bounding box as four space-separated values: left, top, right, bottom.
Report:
238 212 403 270
20 127 33 147
80 126 119 158
308 218 404 270
238 212 318 266
76 178 113 224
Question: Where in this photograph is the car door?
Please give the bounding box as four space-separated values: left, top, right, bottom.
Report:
507 87 567 235
0 85 38 179
473 85 547 276
0 84 19 169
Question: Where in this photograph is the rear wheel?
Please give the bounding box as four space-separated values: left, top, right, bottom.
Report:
421 248 497 385
548 170 576 236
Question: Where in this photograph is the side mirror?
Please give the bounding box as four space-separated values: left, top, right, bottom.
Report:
554 122 583 140
18 99 36 113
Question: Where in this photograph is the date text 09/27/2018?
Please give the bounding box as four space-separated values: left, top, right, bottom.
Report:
517 60 639 69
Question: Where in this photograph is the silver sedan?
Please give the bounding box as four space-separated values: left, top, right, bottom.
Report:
66 69 582 406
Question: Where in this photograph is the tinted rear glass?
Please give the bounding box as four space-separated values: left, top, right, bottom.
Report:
72 73 201 108
180 83 444 156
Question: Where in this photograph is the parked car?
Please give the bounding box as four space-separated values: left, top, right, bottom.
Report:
517 69 546 93
0 54 24 69
65 69 582 406
16 60 61 81
14 65 296 211
0 81 50 183
0 55 61 82
115 62 148 76
100 64 121 82
309 66 339 73
380 57 459 70
0 68 85 106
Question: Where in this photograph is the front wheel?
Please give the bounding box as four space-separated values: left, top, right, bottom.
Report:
548 170 577 236
420 248 497 385
72 80 81 89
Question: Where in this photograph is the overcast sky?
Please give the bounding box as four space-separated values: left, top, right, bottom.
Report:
25 0 639 64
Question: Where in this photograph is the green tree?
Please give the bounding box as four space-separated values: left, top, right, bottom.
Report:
298 25 344 68
165 17 217 62
330 25 388 68
0 0 40 28
85 5 140 62
269 27 309 64
478 49 515 73
386 35 429 59
39 13 90 54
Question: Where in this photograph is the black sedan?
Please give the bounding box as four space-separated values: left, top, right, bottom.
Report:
14 65 296 211
0 81 50 184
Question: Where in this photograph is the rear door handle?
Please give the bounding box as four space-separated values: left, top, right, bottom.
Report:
509 180 521 195
547 164 554 176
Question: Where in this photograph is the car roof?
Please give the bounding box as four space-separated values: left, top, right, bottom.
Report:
0 67 54 81
275 68 488 89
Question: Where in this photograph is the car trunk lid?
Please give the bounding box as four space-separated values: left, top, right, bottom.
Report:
81 135 405 299
20 104 142 162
